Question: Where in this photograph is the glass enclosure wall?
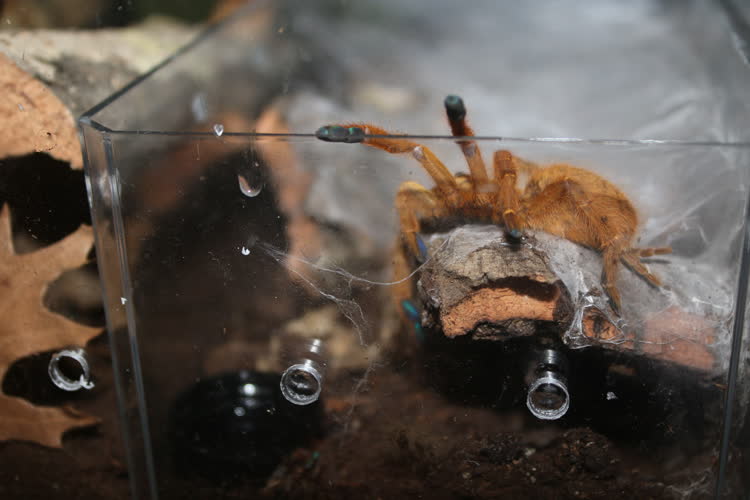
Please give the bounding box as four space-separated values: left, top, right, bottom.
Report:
81 1 750 498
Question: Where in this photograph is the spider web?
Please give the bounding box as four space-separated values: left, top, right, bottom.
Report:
239 232 451 430
252 236 449 346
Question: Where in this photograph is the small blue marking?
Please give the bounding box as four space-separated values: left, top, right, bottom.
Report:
401 299 420 321
305 450 320 469
415 234 429 261
413 322 425 343
401 300 425 342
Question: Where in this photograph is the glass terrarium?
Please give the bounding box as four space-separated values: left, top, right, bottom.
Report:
80 1 750 498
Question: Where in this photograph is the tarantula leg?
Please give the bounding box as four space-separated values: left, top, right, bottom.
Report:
444 95 489 187
315 125 366 143
602 245 624 315
316 123 459 196
392 240 412 298
393 246 427 342
395 181 441 259
414 234 429 262
634 246 672 258
400 297 425 342
621 247 671 287
493 150 524 239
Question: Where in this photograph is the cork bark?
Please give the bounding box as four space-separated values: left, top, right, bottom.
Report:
417 225 718 373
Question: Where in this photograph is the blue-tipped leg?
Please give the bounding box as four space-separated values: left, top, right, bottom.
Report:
315 125 365 143
507 228 523 241
401 299 425 342
401 299 420 322
444 95 466 122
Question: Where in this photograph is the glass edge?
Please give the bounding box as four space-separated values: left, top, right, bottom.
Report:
80 123 164 499
103 136 161 500
78 116 111 133
77 0 272 125
79 123 150 499
73 128 750 148
714 157 750 498
77 0 750 146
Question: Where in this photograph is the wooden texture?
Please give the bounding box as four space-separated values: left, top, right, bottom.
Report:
418 224 718 373
0 53 83 168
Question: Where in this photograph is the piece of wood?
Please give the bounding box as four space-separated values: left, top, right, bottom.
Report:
0 53 84 168
418 224 721 373
0 20 196 121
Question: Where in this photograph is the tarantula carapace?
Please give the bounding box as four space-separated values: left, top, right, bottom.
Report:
315 95 670 315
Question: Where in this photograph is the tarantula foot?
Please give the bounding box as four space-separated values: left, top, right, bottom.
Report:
315 125 365 143
444 95 466 123
502 228 524 245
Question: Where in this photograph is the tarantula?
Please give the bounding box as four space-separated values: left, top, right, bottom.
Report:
315 95 670 315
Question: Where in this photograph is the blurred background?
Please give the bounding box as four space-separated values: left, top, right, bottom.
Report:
0 0 244 28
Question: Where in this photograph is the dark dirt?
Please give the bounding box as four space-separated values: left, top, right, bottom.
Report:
0 356 731 500
261 368 700 500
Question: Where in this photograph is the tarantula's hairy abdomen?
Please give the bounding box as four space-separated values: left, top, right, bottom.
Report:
521 165 639 251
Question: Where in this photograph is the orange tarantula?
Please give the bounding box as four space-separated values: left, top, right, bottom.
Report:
315 95 670 314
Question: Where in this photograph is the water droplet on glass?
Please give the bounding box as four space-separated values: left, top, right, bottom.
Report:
191 92 208 122
238 174 263 197
213 123 224 136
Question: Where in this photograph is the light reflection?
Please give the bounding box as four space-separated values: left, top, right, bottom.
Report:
241 383 258 396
